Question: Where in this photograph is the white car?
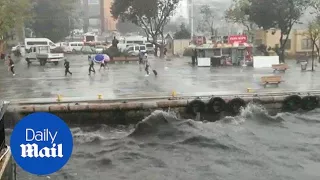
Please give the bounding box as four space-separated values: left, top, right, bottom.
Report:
95 45 105 53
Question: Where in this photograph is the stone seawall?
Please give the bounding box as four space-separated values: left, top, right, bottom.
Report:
4 92 320 127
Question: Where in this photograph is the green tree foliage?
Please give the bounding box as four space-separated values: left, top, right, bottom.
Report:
225 0 255 42
0 0 31 40
174 23 191 39
29 0 77 42
111 0 180 57
247 0 309 62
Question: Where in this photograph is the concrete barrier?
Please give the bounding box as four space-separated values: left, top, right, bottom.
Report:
4 92 320 127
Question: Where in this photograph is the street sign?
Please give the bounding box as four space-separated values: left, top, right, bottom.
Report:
228 35 248 44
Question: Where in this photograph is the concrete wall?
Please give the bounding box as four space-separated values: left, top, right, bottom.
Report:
173 39 190 56
4 93 319 127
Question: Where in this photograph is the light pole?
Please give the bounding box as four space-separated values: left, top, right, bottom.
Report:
190 0 194 40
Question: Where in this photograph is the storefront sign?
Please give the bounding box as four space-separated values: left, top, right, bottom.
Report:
228 35 248 44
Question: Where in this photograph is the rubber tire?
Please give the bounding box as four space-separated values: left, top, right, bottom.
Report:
187 99 206 116
301 96 319 111
54 61 59 66
282 95 302 112
207 97 226 113
227 98 246 115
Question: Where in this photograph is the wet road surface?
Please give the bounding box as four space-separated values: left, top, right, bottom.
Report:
0 55 319 101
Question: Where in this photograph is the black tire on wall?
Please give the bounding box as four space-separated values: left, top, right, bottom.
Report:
227 98 246 115
282 95 302 112
301 96 319 111
186 99 206 116
207 97 226 114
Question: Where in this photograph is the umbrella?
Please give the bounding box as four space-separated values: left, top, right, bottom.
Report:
94 54 104 63
94 54 110 63
104 54 110 62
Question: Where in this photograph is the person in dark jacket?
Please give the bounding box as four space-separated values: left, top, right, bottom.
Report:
8 56 15 76
88 60 95 75
64 59 72 76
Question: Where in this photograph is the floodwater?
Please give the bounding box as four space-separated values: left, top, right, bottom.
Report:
7 104 320 180
3 55 320 179
0 55 320 101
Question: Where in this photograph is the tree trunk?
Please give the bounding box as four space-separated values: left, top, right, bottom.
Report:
279 48 285 63
154 47 158 57
312 43 315 71
159 45 164 58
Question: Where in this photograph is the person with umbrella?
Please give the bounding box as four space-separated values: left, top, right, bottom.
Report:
64 58 72 76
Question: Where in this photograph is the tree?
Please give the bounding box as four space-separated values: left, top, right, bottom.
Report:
304 17 320 70
247 0 309 63
197 5 216 37
111 0 180 57
225 0 255 43
310 0 320 15
174 23 191 39
0 0 31 40
29 0 77 42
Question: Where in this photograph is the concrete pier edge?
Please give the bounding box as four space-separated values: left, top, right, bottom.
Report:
4 91 320 126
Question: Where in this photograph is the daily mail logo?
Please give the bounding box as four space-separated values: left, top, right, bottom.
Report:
20 129 63 158
11 112 73 175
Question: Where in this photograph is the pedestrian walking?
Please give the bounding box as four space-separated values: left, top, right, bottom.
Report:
8 56 15 76
99 59 106 71
88 60 95 75
64 59 72 76
145 60 150 75
139 50 144 65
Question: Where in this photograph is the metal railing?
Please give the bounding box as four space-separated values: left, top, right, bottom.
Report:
0 101 9 152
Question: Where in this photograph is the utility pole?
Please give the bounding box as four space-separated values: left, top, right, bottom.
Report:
190 0 194 41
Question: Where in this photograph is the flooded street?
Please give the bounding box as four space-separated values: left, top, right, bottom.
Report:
0 55 319 101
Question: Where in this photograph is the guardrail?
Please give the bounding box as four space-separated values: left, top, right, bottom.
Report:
0 101 9 151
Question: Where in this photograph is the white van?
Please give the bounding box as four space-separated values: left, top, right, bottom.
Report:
68 42 84 52
125 44 147 56
25 38 57 50
145 43 154 54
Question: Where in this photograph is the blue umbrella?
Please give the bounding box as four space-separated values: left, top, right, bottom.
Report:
94 54 105 63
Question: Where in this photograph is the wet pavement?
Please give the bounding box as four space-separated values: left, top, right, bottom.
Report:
0 54 319 101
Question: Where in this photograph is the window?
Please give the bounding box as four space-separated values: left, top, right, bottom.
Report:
27 41 48 45
70 44 77 46
146 44 153 48
301 39 313 50
127 41 133 44
140 46 146 50
255 39 263 46
128 47 133 51
134 46 139 51
134 41 143 44
49 42 55 46
281 39 291 50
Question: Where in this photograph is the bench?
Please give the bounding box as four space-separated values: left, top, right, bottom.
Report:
272 64 289 72
261 76 283 88
110 57 139 64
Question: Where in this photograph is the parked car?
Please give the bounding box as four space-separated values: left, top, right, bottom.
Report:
80 46 96 54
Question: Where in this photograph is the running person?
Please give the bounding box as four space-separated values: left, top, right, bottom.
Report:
88 60 95 75
145 60 150 75
64 59 72 76
8 56 15 76
138 50 144 64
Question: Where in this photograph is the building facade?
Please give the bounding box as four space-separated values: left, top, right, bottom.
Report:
84 0 117 33
254 29 320 56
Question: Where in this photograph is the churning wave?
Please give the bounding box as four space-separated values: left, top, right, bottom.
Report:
18 104 320 180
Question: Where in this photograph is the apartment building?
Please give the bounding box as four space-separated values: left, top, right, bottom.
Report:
254 29 320 56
